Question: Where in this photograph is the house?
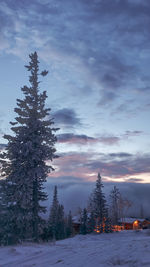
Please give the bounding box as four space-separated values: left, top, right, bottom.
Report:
72 215 112 233
142 218 150 229
118 218 150 230
72 215 81 234
72 215 150 234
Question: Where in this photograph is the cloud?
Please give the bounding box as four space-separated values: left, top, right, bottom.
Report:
124 130 143 137
57 133 120 146
53 108 81 128
1 0 150 112
0 36 9 52
52 151 150 181
51 152 91 179
108 152 132 158
45 176 150 217
99 135 120 145
98 90 118 106
127 177 143 183
57 131 143 147
111 100 137 116
136 86 150 93
100 55 137 88
45 175 94 215
57 133 97 144
86 153 150 178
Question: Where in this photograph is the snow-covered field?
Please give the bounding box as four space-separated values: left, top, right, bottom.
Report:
0 230 150 267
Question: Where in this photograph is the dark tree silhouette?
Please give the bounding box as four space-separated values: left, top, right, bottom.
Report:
0 52 58 243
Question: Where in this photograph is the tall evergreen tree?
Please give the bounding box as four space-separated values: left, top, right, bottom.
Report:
65 210 73 238
80 208 88 235
57 204 65 240
48 186 59 240
109 186 120 225
89 173 108 233
91 173 108 218
0 52 58 243
48 186 66 240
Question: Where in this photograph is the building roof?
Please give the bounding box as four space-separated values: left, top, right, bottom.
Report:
119 218 146 223
72 215 81 224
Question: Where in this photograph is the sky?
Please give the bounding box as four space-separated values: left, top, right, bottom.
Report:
0 0 150 215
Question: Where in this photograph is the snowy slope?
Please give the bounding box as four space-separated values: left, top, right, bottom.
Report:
0 230 150 267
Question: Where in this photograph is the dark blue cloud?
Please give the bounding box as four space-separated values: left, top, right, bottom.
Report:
57 133 96 144
108 152 132 158
124 130 143 137
136 86 150 93
98 90 118 106
53 108 81 128
57 131 143 146
57 133 121 145
1 0 150 105
99 135 120 145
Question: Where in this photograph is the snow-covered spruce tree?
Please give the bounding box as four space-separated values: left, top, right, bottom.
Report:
109 186 120 225
0 52 58 243
80 208 88 235
89 173 108 233
0 179 7 244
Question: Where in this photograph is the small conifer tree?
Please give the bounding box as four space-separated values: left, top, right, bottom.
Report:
65 210 73 238
88 211 95 233
80 208 88 235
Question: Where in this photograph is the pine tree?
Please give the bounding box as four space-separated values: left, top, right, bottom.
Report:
89 173 108 233
109 186 120 225
104 217 112 233
48 186 65 240
92 173 107 217
88 211 95 233
0 52 58 243
65 210 73 238
80 208 88 235
48 186 59 240
57 204 65 240
0 179 7 244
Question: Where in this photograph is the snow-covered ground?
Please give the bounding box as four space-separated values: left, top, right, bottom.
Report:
0 230 150 267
